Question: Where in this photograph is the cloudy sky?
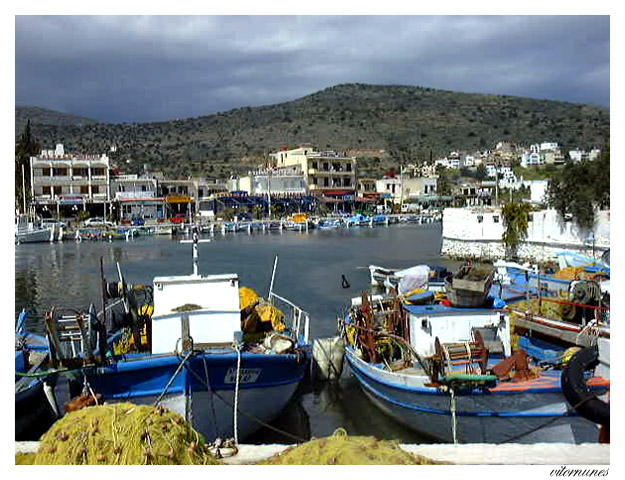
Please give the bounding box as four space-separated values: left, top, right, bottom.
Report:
15 15 610 124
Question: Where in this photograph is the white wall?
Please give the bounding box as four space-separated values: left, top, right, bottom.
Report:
441 207 610 261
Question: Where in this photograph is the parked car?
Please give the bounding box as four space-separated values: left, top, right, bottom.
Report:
83 217 114 228
169 213 187 224
41 219 67 229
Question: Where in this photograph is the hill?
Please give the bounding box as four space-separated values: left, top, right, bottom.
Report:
16 106 100 131
15 83 609 179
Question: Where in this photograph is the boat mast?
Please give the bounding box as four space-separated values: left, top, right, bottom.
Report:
22 164 27 215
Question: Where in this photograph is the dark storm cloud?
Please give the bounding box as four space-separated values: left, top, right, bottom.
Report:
15 15 609 123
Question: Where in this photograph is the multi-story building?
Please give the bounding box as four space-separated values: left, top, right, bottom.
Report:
375 177 403 203
158 179 197 218
269 145 357 195
232 165 307 196
30 143 112 218
569 148 602 163
111 174 162 221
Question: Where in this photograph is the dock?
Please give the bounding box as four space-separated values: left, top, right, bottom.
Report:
15 441 609 465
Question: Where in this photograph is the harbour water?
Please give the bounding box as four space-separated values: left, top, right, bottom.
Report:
15 222 463 443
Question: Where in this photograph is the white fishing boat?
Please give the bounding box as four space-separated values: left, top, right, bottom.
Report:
15 214 53 244
338 293 609 444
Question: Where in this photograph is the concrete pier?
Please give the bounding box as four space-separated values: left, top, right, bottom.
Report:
15 441 609 465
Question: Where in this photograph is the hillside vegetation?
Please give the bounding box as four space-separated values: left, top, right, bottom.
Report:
16 83 609 179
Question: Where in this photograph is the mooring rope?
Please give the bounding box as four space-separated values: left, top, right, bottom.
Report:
153 351 193 406
233 344 242 445
450 386 458 445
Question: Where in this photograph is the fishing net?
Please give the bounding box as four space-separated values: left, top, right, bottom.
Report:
510 298 575 322
256 428 445 465
33 403 222 465
239 287 259 311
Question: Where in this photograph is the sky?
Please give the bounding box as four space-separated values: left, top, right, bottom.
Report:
14 15 610 124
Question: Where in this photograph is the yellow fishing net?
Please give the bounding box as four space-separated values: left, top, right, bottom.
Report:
257 428 446 465
33 403 221 465
256 302 286 332
239 286 259 311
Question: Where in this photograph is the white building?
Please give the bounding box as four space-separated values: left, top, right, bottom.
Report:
269 145 357 194
233 165 308 196
569 148 602 163
30 143 112 218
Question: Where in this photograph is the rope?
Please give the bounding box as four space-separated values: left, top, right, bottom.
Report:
153 351 193 406
576 320 602 346
181 357 308 443
233 344 242 445
201 353 220 439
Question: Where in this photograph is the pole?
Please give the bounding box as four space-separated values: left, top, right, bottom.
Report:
192 227 199 276
22 164 27 215
268 254 279 299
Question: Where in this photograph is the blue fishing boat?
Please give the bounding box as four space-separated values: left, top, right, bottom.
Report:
15 310 59 439
345 213 370 227
338 292 609 444
43 231 311 443
371 214 389 226
317 218 341 229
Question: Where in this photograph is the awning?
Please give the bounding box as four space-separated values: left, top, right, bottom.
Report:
166 195 192 203
119 197 165 203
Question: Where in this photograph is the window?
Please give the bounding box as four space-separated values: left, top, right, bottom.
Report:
43 168 51 176
53 186 62 195
80 186 89 194
346 163 352 172
493 215 500 223
142 185 147 192
312 161 318 169
42 186 51 195
323 162 329 171
477 215 483 223
323 178 329 187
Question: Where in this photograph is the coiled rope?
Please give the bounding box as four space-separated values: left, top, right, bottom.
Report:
233 344 242 445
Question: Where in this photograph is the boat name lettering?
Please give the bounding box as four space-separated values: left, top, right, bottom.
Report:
224 367 261 384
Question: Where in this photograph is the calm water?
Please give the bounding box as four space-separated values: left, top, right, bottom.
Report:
15 223 462 443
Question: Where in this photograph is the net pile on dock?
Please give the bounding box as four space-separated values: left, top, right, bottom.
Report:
256 429 445 465
33 403 222 465
510 298 573 321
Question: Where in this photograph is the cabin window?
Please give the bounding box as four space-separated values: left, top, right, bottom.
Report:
477 215 483 223
493 215 499 223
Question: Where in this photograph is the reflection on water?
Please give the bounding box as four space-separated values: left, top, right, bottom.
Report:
15 223 459 442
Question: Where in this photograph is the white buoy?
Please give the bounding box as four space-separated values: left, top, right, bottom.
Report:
312 337 345 381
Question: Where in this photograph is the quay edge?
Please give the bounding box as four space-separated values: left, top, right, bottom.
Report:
15 441 609 465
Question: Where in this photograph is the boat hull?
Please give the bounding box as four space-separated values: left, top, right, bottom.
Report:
345 349 601 444
84 349 309 442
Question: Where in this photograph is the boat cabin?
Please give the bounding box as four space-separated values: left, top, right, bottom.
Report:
151 273 242 354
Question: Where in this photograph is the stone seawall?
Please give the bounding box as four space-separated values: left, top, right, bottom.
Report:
441 207 609 263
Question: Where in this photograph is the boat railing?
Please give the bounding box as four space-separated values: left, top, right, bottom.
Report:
269 291 310 345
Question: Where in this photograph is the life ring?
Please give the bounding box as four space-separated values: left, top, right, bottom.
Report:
560 345 609 426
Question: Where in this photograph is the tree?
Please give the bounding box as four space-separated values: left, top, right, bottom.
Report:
475 163 487 181
546 145 609 230
435 165 452 196
15 120 40 212
501 202 532 259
